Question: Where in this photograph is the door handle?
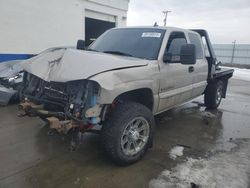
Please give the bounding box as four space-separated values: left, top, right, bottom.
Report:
188 66 194 73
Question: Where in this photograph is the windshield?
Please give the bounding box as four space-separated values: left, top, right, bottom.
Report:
88 28 166 60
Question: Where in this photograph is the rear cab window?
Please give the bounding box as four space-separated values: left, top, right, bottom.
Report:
188 32 205 59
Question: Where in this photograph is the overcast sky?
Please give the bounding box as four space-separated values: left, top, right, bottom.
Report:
127 0 250 44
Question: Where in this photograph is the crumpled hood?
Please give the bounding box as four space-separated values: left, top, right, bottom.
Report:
21 48 149 82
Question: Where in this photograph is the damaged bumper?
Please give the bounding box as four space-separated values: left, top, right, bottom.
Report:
19 101 76 134
19 98 103 134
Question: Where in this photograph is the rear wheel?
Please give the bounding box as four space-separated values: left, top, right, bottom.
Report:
100 102 155 165
204 80 224 109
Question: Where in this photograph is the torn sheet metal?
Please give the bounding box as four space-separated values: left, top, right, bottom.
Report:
21 48 149 82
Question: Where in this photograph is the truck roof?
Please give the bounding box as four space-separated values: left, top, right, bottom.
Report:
113 26 201 34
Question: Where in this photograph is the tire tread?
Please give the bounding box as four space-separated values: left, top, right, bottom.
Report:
100 102 154 165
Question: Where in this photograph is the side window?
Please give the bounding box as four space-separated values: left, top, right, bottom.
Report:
165 32 187 62
202 36 210 57
188 33 204 59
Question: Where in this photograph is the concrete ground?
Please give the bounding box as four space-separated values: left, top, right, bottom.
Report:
0 78 250 188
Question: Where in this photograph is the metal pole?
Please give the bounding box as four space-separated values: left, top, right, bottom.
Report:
230 40 236 64
163 10 171 26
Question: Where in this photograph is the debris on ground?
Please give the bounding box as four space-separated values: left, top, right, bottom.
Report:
169 146 184 160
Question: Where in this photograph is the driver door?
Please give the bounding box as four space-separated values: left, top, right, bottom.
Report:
158 31 194 112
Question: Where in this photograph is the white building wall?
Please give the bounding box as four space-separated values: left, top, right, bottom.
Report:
0 0 128 55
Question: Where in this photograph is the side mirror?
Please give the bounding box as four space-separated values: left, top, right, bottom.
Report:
217 61 222 66
163 52 172 63
77 40 85 50
180 44 196 65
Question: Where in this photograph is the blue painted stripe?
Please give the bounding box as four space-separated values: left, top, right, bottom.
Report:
0 54 35 63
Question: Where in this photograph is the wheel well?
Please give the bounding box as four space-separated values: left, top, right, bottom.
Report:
114 88 154 111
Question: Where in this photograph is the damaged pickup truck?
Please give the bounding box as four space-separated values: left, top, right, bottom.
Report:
0 60 23 105
19 27 233 165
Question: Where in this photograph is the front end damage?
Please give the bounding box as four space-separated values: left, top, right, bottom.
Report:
17 47 150 151
0 60 23 105
19 72 105 135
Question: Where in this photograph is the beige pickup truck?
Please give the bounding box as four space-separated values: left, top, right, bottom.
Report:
19 27 233 165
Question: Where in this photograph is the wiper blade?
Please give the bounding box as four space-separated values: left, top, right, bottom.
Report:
103 50 133 57
87 49 99 52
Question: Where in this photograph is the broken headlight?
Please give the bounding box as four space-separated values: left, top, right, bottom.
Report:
0 72 23 89
8 73 23 85
65 80 101 123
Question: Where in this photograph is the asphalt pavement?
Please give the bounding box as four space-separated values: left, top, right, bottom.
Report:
0 78 249 188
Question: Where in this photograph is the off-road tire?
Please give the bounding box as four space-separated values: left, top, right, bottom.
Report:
204 80 224 109
100 102 155 165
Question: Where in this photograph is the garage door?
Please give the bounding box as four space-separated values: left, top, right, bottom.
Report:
85 10 116 46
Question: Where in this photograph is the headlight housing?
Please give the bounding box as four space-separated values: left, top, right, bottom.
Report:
8 73 23 85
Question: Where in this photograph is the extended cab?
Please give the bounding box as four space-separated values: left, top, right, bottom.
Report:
19 27 233 165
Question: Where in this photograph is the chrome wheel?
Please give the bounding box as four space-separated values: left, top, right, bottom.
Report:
121 117 150 156
216 84 223 105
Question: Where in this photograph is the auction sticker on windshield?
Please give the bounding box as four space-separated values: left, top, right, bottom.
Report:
141 32 161 38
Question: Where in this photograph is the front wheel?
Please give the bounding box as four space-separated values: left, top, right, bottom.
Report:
100 102 155 165
204 80 224 109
